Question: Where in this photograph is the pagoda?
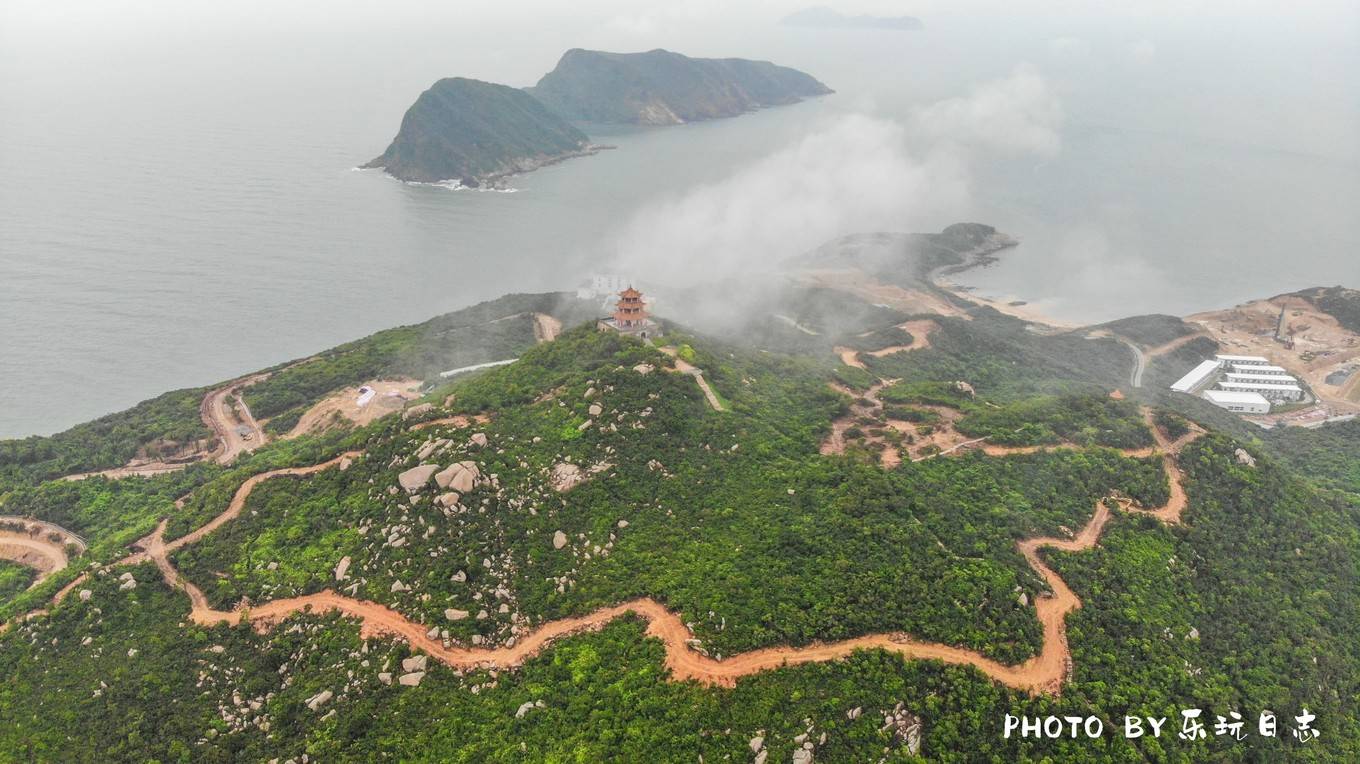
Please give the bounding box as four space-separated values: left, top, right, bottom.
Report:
599 286 661 339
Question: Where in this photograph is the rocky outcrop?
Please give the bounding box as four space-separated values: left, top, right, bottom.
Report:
398 464 440 492
435 462 479 493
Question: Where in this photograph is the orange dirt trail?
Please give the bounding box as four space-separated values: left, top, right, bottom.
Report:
64 403 1203 697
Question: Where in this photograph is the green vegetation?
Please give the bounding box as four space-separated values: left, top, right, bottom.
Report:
1267 419 1360 496
1098 314 1197 347
0 387 208 489
955 394 1155 449
864 313 1133 401
1051 434 1360 760
0 561 33 602
526 48 832 125
1298 286 1360 334
1154 410 1192 440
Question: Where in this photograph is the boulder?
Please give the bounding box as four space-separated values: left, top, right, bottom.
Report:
1234 448 1257 467
402 402 433 421
435 462 478 493
444 608 469 621
334 556 351 582
78 589 93 602
398 464 440 492
436 492 461 508
470 433 488 448
402 655 428 673
552 530 568 550
749 736 764 753
588 403 603 417
305 690 333 711
792 750 814 764
398 672 425 687
377 672 393 685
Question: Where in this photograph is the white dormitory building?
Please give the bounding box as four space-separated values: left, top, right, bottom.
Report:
1170 360 1221 393
1169 354 1307 412
1201 390 1271 414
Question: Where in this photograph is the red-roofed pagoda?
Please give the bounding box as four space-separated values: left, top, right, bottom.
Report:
599 286 660 339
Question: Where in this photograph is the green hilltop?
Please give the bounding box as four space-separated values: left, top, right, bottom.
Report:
364 78 594 186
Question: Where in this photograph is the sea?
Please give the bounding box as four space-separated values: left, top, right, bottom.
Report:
2 6 1357 438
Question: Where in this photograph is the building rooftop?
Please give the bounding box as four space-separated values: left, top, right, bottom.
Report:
1224 372 1300 384
1216 354 1271 363
1203 389 1271 406
1230 363 1289 374
1219 381 1303 392
1170 359 1222 393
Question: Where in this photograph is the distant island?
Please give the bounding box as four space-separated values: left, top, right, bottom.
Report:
366 49 830 185
363 78 598 187
526 48 833 126
781 6 923 31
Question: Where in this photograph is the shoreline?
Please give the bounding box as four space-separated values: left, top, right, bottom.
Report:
926 236 1084 331
363 143 614 191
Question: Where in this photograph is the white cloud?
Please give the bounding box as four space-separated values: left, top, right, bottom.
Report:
1128 38 1158 64
602 14 661 37
607 67 1067 296
609 114 972 286
1047 36 1091 60
910 63 1063 157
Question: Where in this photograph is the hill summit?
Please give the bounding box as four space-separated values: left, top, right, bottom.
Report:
364 77 594 186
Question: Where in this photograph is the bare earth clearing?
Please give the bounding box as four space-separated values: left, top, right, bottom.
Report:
1190 294 1360 419
287 379 422 438
0 517 87 589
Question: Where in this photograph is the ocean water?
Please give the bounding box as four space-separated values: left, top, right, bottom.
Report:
2 7 1357 438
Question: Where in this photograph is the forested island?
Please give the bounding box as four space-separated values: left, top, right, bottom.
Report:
367 49 830 184
363 78 596 187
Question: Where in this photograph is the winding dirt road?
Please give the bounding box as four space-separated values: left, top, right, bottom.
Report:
532 312 562 343
835 320 938 373
44 400 1200 697
204 374 269 464
61 374 271 481
0 517 86 589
